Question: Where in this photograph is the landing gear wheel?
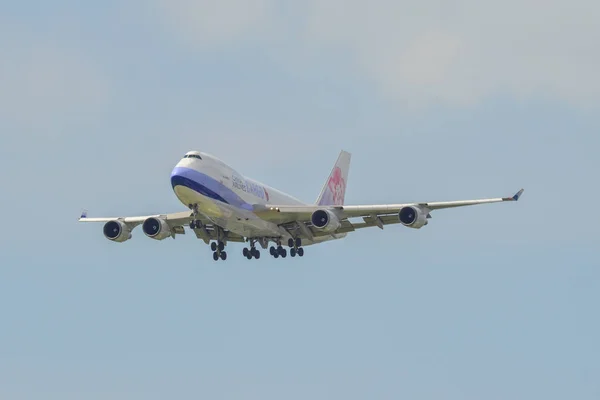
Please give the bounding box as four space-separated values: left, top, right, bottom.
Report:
211 242 217 252
218 241 225 252
243 248 249 257
297 248 304 257
269 246 276 256
295 238 302 247
254 250 260 259
213 252 219 261
290 248 297 257
288 238 294 248
220 251 227 261
274 253 279 259
280 248 287 258
190 221 196 229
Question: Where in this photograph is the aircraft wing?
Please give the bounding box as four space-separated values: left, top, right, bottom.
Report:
79 188 523 243
78 211 194 226
255 189 524 237
78 211 247 243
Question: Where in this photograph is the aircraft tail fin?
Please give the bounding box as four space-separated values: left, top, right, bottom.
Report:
315 150 351 206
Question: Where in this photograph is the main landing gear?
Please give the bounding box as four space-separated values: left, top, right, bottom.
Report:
242 247 260 260
288 237 304 258
269 238 305 259
211 241 227 261
269 244 287 258
243 239 261 260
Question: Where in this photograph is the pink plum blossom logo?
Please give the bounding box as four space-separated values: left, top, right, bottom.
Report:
327 167 346 205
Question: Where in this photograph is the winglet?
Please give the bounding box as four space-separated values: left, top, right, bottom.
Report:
502 189 524 202
512 188 525 201
79 209 88 220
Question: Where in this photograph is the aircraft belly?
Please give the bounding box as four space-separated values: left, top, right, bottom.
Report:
174 186 224 217
207 205 283 238
174 186 281 238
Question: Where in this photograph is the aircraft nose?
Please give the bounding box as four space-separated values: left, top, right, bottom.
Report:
171 165 187 191
174 157 192 170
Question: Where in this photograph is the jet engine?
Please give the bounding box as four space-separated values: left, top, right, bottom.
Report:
311 209 342 232
398 206 428 229
142 217 172 240
103 220 132 242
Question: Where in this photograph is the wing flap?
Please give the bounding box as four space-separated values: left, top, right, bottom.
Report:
192 225 246 243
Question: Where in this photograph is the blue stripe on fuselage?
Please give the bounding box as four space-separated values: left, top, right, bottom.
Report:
171 167 249 207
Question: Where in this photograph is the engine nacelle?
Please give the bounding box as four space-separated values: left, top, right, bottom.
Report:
142 217 172 240
103 220 132 242
311 209 342 232
398 206 428 229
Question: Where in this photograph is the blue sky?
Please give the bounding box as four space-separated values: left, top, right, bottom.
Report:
1 1 598 399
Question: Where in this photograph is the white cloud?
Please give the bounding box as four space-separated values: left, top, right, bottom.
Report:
152 0 276 46
0 32 112 135
302 0 600 108
151 0 600 109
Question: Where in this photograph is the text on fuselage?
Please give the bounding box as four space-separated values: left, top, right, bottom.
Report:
232 174 266 200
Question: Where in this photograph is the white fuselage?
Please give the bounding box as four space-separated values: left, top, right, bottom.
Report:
170 152 315 241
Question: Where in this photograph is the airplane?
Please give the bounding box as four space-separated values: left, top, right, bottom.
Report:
79 150 524 261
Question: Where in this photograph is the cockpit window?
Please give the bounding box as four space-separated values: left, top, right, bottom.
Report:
184 154 202 160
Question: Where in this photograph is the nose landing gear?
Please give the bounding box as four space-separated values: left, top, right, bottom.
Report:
209 226 228 261
188 204 202 230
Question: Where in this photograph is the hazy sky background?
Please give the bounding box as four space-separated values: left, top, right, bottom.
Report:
1 1 598 399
